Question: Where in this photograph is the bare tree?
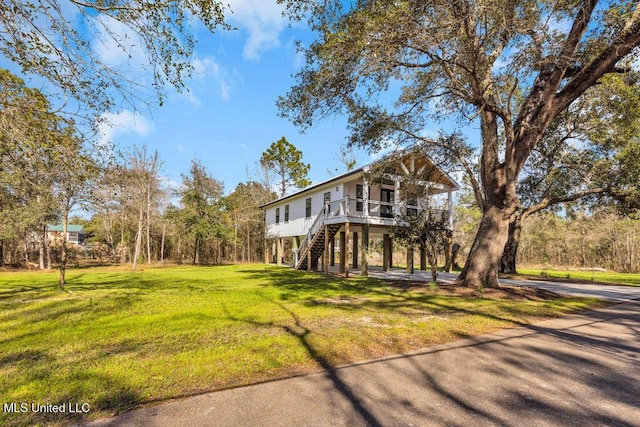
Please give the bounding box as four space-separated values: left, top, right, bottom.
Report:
121 146 163 270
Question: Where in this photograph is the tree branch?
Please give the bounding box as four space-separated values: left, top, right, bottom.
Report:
522 187 606 220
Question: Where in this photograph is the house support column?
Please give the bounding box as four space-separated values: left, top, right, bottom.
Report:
271 240 276 264
361 224 369 276
344 222 350 278
448 189 454 229
292 236 299 267
352 231 358 269
339 231 346 274
276 238 283 266
383 234 390 272
323 226 329 274
264 239 269 265
389 237 393 268
330 237 335 266
406 247 414 274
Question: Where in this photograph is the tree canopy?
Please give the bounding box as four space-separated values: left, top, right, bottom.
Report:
176 159 225 264
0 0 229 117
260 137 311 197
278 0 640 287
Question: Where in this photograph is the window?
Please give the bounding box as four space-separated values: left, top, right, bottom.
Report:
284 205 289 222
356 184 363 212
275 207 280 224
323 191 331 205
380 188 395 218
406 193 418 216
305 198 312 218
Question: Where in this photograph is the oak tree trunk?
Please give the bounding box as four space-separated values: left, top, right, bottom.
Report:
458 205 511 288
443 235 453 273
500 215 523 274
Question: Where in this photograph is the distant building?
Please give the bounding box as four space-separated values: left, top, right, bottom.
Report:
47 224 87 246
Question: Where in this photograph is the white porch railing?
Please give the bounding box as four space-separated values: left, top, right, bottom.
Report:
289 196 451 260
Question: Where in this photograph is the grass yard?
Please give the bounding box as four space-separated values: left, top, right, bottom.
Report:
514 267 640 287
0 264 601 426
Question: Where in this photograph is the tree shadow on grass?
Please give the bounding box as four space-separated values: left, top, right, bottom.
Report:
248 268 547 329
222 296 384 427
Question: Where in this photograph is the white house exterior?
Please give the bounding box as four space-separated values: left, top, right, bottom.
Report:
47 224 87 246
260 151 459 275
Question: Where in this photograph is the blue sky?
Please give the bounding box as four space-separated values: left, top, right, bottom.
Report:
91 2 374 194
2 1 483 197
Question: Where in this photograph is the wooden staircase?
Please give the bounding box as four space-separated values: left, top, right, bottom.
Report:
295 224 341 271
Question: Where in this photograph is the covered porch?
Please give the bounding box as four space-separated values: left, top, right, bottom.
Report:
265 221 448 277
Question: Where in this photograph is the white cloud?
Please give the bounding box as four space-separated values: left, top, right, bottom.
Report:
91 14 148 70
227 0 287 60
369 145 395 161
160 175 181 191
97 110 153 147
176 143 191 154
186 56 234 102
179 90 202 107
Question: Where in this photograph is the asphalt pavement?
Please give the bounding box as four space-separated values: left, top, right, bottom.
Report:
366 267 640 302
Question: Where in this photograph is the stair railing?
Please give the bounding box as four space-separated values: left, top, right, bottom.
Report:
296 202 330 269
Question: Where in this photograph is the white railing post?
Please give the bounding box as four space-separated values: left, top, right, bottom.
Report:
363 178 369 217
345 194 350 216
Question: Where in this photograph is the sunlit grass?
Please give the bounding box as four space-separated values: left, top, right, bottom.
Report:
515 267 640 287
0 264 600 425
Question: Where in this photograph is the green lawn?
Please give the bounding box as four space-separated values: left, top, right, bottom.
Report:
0 264 600 426
515 267 640 287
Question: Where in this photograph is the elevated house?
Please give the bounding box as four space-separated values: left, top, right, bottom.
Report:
260 151 459 275
47 224 87 246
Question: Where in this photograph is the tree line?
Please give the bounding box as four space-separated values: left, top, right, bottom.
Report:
87 153 275 269
0 81 317 287
454 205 640 274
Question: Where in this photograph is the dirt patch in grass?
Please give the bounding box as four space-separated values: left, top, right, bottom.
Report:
385 280 562 301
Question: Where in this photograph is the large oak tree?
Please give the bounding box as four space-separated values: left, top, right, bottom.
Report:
501 73 640 273
278 0 640 288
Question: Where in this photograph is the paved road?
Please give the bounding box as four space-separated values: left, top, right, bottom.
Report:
365 268 640 302
87 300 640 427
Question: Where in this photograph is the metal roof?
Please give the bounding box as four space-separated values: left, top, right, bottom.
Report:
47 224 85 233
259 153 460 209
